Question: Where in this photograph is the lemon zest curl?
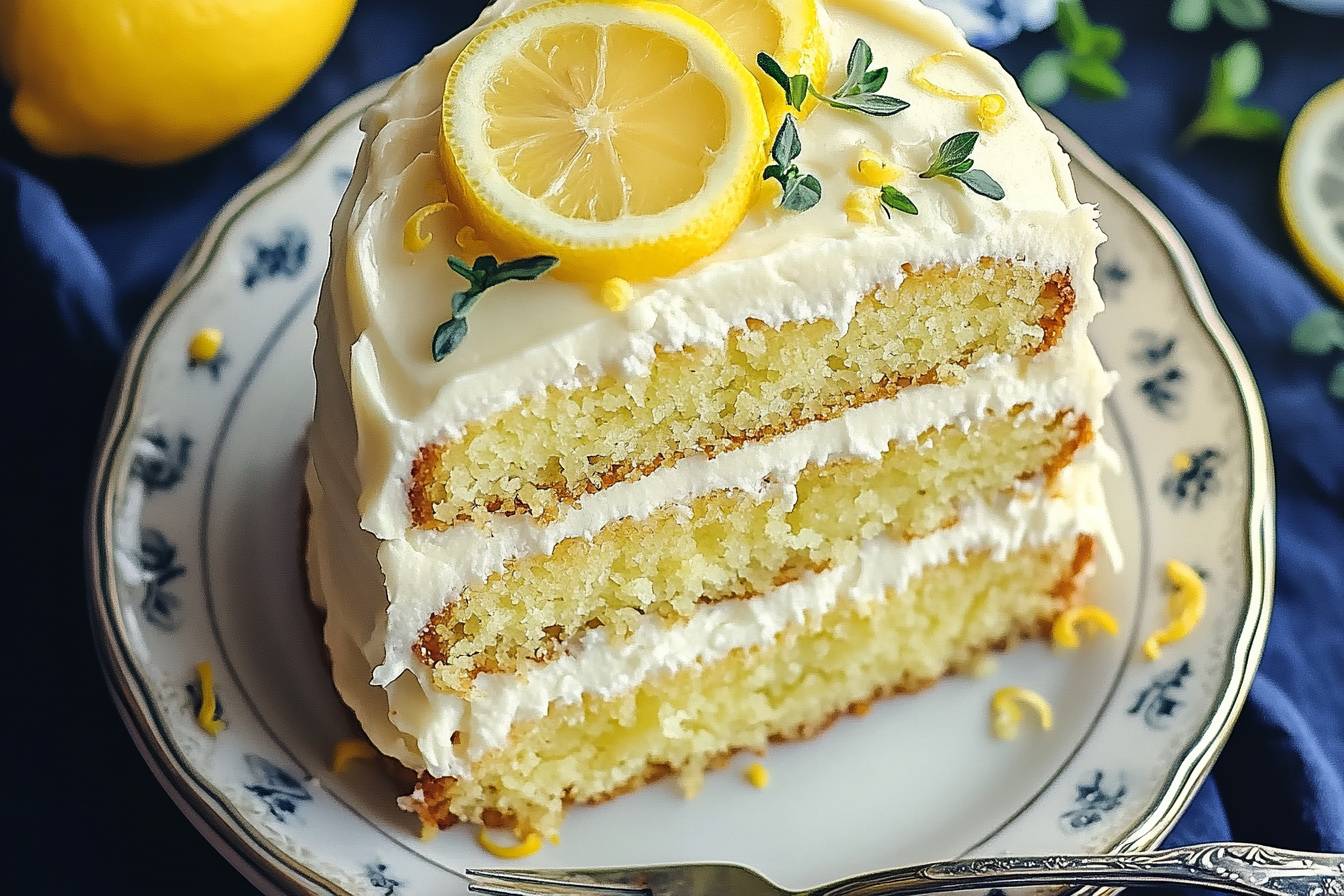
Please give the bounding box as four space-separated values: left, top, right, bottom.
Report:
991 686 1053 740
1052 605 1120 650
1143 560 1206 661
477 828 545 859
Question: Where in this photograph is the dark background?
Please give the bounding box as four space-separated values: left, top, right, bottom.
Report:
4 2 1341 891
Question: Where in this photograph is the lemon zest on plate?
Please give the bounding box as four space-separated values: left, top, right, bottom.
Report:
193 661 226 736
189 328 224 364
1052 605 1119 650
990 686 1053 740
1143 560 1207 660
329 738 377 773
745 762 770 789
403 200 456 253
1171 451 1193 472
909 52 1007 131
477 828 545 859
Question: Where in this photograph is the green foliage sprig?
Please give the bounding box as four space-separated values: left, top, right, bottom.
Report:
919 132 1005 200
757 39 910 117
1021 0 1128 107
762 114 823 212
1290 308 1344 401
1170 0 1270 32
432 254 558 360
1179 39 1284 146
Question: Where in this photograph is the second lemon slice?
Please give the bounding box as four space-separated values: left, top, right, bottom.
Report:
441 0 769 282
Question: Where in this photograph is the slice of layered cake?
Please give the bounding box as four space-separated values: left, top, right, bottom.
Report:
306 0 1117 841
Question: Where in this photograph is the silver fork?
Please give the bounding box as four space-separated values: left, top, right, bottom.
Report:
468 842 1343 896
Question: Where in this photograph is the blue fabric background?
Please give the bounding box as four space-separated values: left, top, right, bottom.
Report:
4 2 1340 889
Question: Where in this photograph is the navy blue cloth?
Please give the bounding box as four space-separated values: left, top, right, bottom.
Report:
5 2 1340 890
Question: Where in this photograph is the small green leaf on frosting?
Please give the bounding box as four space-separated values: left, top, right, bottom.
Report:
432 253 559 361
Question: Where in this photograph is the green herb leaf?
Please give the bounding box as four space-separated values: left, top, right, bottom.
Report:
823 92 909 116
489 255 560 284
433 253 559 360
952 168 1006 200
1290 308 1344 356
762 115 821 212
771 114 803 166
1086 24 1125 61
757 52 811 109
1055 0 1092 54
1219 39 1262 99
780 173 822 212
839 38 874 97
1180 41 1284 146
1021 50 1071 106
918 132 1005 201
879 185 918 216
432 318 468 361
1213 0 1270 29
1170 0 1213 30
855 67 889 96
1066 55 1129 99
920 131 979 178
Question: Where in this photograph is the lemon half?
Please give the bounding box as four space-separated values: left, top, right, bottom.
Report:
1281 78 1344 304
440 0 769 282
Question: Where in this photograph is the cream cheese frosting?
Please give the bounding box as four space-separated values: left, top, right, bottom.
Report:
306 0 1114 781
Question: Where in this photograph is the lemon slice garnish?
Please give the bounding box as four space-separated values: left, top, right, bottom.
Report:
664 0 828 123
1281 78 1344 304
440 0 769 282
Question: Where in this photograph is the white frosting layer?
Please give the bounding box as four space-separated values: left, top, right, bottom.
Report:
305 0 1115 781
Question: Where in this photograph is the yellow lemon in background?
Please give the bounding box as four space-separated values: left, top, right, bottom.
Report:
1281 78 1344 304
0 0 355 165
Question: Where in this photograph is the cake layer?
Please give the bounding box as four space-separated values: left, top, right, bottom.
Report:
416 404 1092 690
405 534 1094 838
411 260 1074 526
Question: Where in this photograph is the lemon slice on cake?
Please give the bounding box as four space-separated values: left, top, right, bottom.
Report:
664 0 829 123
441 0 770 282
1281 79 1344 303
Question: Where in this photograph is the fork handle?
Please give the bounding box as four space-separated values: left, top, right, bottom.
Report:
812 843 1344 896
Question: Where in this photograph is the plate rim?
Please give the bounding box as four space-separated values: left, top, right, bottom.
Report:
84 84 1275 895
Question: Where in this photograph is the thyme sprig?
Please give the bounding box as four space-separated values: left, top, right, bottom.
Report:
879 185 918 216
918 132 1005 200
762 114 822 212
757 39 910 117
432 254 558 360
1179 40 1283 147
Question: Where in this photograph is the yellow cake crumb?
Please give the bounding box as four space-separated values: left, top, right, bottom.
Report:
598 277 635 312
193 661 225 736
854 149 901 186
844 189 878 223
909 52 1007 131
477 828 544 859
188 328 223 364
403 200 455 252
1171 452 1192 472
420 821 440 841
744 762 770 789
1143 560 1206 660
1052 605 1119 650
990 686 1053 740
329 738 377 774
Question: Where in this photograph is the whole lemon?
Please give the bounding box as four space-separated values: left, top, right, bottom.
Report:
1 0 356 165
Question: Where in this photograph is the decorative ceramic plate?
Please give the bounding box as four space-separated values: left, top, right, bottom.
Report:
88 80 1273 895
